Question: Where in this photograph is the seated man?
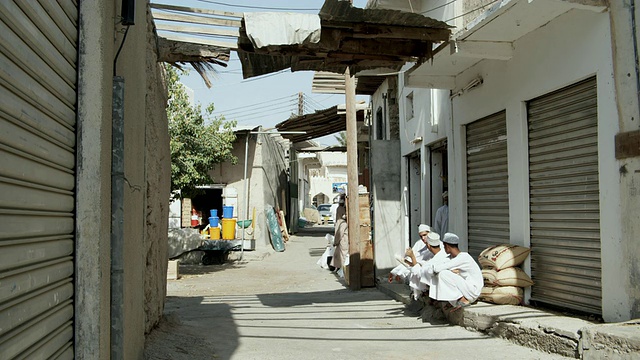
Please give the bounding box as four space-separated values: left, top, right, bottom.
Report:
388 224 435 285
405 232 449 300
428 233 483 311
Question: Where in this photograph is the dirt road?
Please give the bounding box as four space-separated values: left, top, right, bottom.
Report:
144 225 567 360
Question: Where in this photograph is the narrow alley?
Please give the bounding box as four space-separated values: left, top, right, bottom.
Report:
145 225 566 360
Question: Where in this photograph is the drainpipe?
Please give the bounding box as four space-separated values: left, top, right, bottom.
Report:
111 0 134 356
241 132 250 260
111 76 125 360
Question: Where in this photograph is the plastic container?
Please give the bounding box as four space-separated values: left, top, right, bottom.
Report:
208 216 219 227
209 209 218 218
222 206 234 218
209 226 221 240
221 218 236 239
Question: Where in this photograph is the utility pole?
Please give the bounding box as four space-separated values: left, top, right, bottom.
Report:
298 92 304 116
345 67 361 290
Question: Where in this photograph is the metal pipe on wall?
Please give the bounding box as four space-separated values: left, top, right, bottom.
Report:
111 76 125 360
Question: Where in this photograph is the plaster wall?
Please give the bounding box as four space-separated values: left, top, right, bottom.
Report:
370 140 403 273
76 0 171 357
606 2 640 321
76 2 113 358
448 9 625 321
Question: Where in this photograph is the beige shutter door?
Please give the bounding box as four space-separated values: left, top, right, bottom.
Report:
0 1 78 358
527 77 601 315
466 111 509 259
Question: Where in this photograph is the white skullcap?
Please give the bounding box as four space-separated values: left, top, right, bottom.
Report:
442 191 448 198
426 232 441 246
418 224 431 233
442 233 459 245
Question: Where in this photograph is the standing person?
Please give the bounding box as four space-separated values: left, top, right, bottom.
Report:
428 233 483 311
388 224 434 284
330 214 348 273
434 191 448 235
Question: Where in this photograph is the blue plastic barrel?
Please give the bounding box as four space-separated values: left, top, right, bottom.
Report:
210 209 218 218
222 206 234 218
208 216 219 227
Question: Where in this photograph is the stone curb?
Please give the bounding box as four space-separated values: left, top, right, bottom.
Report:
376 280 640 359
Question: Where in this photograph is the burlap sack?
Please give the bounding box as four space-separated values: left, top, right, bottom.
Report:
479 286 523 305
482 267 533 287
478 244 530 270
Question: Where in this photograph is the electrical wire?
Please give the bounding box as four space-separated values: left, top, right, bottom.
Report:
421 0 457 15
113 25 130 76
443 0 500 23
209 94 297 116
206 102 297 121
209 98 297 118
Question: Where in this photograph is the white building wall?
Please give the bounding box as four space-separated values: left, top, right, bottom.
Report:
449 10 622 321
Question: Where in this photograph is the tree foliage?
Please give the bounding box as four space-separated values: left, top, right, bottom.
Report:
334 131 347 146
165 64 237 199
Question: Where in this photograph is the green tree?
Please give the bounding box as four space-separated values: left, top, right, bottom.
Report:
334 131 347 146
165 64 237 199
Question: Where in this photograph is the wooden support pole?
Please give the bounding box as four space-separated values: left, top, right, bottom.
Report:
345 67 361 290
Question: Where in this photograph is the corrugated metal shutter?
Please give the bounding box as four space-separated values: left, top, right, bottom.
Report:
0 1 77 359
466 111 509 259
528 77 601 315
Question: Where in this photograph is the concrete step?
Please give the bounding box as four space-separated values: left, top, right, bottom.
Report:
376 278 640 359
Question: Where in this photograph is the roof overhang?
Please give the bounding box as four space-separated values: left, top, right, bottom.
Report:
406 0 607 89
312 68 394 95
238 0 451 79
275 103 369 143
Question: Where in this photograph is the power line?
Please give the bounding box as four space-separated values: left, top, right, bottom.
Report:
421 0 457 15
210 98 297 118
208 102 297 121
444 0 499 23
209 94 297 116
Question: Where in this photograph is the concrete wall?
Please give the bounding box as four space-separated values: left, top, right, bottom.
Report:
213 132 289 250
76 1 170 358
607 2 640 321
371 140 403 273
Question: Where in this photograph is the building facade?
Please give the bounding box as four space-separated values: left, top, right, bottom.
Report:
368 0 639 322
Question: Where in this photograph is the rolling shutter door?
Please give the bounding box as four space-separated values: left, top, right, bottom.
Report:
0 1 77 359
466 111 509 259
527 77 601 315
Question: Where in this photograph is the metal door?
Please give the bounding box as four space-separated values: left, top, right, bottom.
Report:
0 1 78 358
528 77 601 315
466 111 509 259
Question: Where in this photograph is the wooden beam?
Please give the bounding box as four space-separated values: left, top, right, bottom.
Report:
155 23 240 38
152 11 242 28
150 3 242 18
157 37 230 63
348 23 450 42
158 34 237 50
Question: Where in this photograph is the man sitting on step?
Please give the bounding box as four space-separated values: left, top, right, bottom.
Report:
388 224 435 287
427 233 483 311
405 232 449 300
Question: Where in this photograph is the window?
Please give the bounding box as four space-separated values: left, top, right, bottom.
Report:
375 107 385 140
405 91 414 120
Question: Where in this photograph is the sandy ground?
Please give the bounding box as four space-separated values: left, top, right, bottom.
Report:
144 225 569 360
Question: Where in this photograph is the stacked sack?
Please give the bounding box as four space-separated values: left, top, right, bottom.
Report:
477 244 533 305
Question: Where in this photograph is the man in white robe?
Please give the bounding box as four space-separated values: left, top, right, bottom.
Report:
434 191 448 236
388 224 434 284
405 232 450 299
428 233 483 310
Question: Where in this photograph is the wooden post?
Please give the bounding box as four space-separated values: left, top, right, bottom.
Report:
345 67 361 290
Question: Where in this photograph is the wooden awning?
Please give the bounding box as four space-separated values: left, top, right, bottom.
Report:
238 0 451 79
275 103 368 143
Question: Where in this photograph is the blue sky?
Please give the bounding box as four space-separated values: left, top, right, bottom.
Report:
154 0 369 146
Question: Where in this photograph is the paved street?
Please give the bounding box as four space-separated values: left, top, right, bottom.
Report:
145 225 568 360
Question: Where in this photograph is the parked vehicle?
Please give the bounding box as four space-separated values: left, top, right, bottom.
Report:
317 204 333 224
